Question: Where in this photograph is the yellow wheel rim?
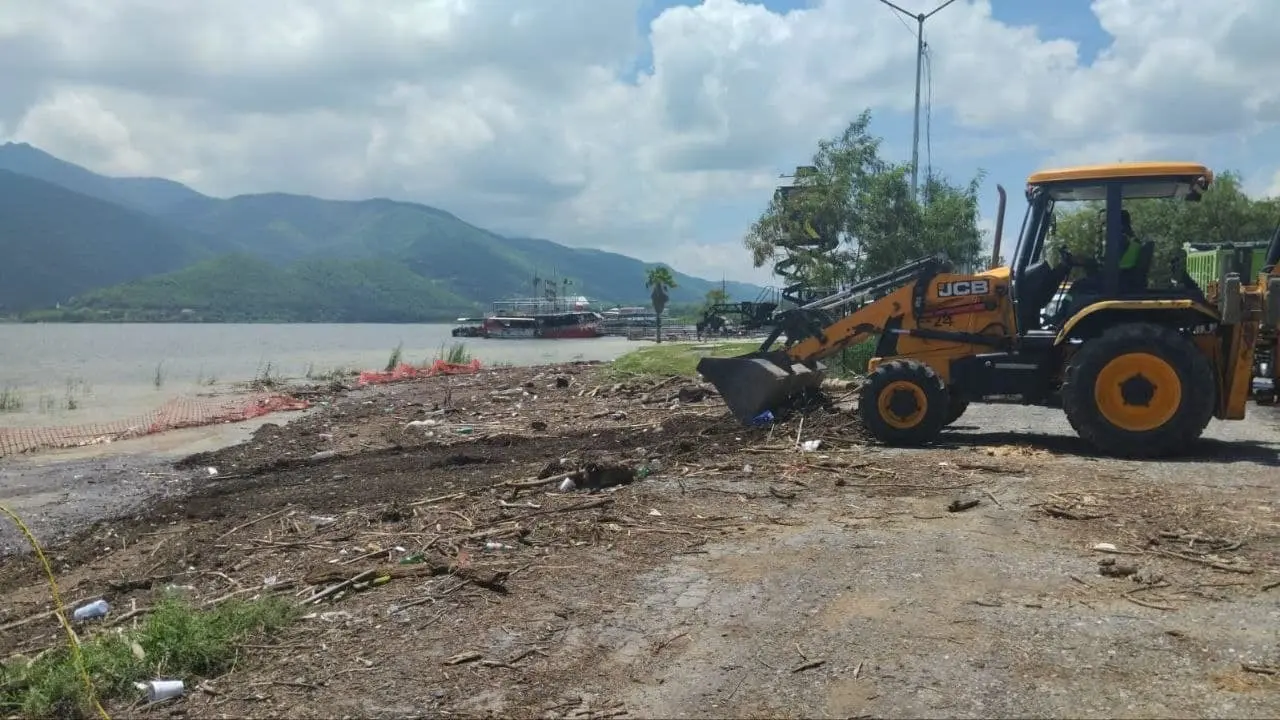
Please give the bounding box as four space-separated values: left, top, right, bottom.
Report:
1093 352 1182 432
877 380 928 430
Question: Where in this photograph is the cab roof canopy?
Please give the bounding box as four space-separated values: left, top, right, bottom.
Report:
1026 161 1212 202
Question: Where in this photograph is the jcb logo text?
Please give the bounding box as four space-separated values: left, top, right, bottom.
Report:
937 280 990 298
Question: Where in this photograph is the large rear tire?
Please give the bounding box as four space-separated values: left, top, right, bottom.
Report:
1062 322 1214 458
860 359 949 446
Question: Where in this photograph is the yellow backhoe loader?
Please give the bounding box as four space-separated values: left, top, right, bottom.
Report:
698 162 1280 458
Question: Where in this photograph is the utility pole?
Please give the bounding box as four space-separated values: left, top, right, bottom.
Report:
873 0 959 198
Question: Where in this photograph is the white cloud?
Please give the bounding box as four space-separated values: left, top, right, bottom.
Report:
1266 170 1280 199
2 0 1278 284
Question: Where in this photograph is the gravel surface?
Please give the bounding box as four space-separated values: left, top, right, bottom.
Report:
1 367 1278 719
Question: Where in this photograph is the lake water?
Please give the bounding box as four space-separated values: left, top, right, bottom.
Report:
0 324 640 428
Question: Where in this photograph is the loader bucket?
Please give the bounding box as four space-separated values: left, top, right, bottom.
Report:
696 350 826 425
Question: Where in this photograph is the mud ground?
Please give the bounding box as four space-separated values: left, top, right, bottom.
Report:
2 362 1279 719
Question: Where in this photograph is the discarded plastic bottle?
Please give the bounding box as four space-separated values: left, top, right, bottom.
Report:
398 553 425 565
72 599 109 622
750 410 775 427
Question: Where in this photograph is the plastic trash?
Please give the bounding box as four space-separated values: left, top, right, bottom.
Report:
72 599 109 622
558 477 577 492
309 450 337 462
751 410 775 426
147 680 184 702
455 426 474 435
800 439 822 452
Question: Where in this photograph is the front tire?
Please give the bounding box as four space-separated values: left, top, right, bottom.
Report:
945 396 969 426
860 359 949 446
1061 322 1214 458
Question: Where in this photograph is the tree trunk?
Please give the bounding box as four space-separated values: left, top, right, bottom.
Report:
655 313 662 343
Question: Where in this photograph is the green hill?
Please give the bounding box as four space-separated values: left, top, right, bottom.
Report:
30 254 479 323
0 142 207 214
163 194 763 304
162 194 542 299
0 145 769 322
0 170 211 312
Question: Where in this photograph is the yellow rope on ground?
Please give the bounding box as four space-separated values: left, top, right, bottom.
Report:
0 504 111 720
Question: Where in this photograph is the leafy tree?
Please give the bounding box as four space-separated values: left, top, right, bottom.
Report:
645 265 677 343
1049 172 1280 286
704 287 730 310
744 109 986 290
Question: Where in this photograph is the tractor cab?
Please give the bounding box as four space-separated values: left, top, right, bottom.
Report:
1006 162 1215 339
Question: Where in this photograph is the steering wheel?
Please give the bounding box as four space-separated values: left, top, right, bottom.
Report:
1060 246 1103 271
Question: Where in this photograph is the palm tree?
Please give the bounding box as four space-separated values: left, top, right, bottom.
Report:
644 266 677 343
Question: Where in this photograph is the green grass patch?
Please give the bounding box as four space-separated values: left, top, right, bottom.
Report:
385 342 404 371
433 341 473 365
304 363 354 383
248 361 286 391
607 337 879 381
0 595 297 718
607 340 761 379
826 338 877 378
0 386 22 412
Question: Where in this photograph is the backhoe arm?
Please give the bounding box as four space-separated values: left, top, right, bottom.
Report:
695 254 956 424
780 281 916 363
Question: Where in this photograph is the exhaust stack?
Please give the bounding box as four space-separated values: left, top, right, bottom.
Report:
990 184 1007 268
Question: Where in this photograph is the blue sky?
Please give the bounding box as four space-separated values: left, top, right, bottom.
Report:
629 0 1278 283
638 0 1111 275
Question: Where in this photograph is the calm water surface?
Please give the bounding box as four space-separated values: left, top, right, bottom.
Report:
0 324 639 427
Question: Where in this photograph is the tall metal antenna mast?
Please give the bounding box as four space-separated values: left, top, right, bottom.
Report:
873 0 959 198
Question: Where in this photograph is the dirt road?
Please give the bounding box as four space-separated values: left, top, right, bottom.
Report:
2 366 1278 718
607 405 1280 719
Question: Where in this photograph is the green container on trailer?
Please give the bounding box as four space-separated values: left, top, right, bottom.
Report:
1183 241 1271 289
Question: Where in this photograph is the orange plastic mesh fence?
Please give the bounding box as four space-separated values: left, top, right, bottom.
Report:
0 393 310 458
357 358 483 386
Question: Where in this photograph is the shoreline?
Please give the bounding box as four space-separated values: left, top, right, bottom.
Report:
0 330 660 434
0 356 618 556
2 352 1279 717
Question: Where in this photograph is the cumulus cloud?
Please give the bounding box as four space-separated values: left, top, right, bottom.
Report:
1266 170 1280 199
2 0 1277 283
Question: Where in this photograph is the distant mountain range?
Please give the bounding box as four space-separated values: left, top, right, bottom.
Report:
0 142 765 322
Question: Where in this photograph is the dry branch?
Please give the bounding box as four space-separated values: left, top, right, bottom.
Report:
1154 549 1254 574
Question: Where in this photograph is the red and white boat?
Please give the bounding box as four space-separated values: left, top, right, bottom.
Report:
480 295 604 339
